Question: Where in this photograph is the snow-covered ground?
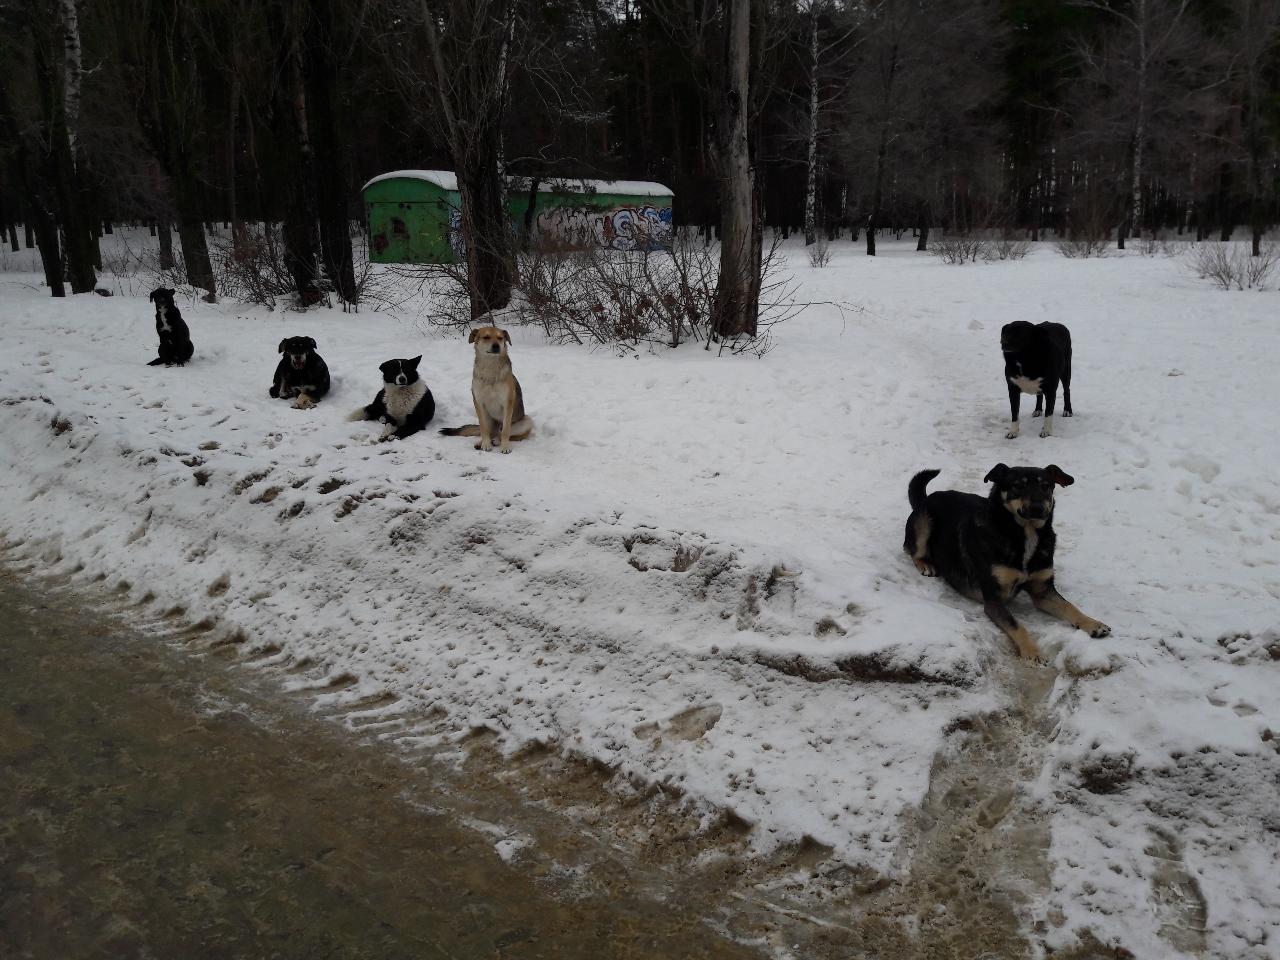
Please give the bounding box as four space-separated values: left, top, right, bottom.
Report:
1 236 1277 958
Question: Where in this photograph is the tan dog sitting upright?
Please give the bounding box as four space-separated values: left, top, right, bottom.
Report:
439 326 533 454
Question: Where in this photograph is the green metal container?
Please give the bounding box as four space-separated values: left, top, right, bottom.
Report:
362 171 674 264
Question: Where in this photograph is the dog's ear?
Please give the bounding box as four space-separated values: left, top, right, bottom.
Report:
467 329 479 343
500 329 511 345
278 339 288 354
164 288 175 297
407 355 422 368
983 463 1010 484
149 289 159 303
1044 464 1075 487
303 337 317 351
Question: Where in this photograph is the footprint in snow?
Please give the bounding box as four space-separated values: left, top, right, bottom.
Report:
635 703 723 742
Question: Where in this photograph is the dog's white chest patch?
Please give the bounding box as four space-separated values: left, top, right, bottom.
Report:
1022 528 1039 568
1010 373 1042 395
384 381 425 424
156 308 171 333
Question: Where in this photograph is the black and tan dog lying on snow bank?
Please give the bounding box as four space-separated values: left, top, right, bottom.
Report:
904 464 1110 661
270 336 330 409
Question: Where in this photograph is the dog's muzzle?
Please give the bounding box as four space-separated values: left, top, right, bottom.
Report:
1020 502 1051 525
290 356 307 369
396 375 407 385
489 345 501 354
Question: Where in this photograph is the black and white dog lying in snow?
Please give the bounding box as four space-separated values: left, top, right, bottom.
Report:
270 336 330 409
348 356 435 441
1001 321 1073 439
147 287 194 366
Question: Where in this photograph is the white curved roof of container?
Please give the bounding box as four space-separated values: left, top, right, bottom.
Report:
362 170 672 197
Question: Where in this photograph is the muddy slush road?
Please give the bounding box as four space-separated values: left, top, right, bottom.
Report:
0 568 762 959
0 561 1095 960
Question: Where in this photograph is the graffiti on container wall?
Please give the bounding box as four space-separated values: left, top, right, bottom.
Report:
535 204 674 252
445 203 674 257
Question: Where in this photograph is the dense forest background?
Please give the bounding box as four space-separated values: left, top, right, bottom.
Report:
1 0 1278 306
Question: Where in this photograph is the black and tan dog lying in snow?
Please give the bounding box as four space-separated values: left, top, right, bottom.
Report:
270 336 330 409
903 464 1110 660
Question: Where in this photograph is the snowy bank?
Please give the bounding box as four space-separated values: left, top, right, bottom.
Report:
1 241 1277 957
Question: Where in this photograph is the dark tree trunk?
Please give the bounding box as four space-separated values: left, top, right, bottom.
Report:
916 200 930 252
520 177 541 252
711 0 760 339
33 60 96 292
304 0 356 305
131 0 215 298
278 34 322 306
7 223 17 252
32 203 65 296
457 146 515 317
157 221 175 270
867 126 889 257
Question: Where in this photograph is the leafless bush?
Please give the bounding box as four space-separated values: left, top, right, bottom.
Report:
1055 234 1110 259
931 234 987 264
207 227 297 308
1186 242 1280 290
984 236 1032 261
412 229 802 355
807 239 832 268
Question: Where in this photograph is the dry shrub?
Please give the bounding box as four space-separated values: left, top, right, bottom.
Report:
1055 234 1110 259
413 228 801 355
207 227 298 308
984 236 1032 261
1186 242 1280 291
807 239 832 268
931 234 987 264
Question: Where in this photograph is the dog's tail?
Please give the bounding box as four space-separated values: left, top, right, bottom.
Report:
346 407 368 422
439 418 534 441
908 469 940 510
439 423 481 437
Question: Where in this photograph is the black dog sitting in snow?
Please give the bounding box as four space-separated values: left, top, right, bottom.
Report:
347 356 435 441
1000 321 1073 439
147 287 194 366
270 336 330 409
903 464 1110 661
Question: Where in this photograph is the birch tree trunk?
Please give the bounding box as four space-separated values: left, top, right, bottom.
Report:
711 0 760 339
803 1 820 247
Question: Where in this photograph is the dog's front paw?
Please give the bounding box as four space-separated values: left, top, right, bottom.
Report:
292 395 316 410
1062 410 1073 418
476 440 493 452
500 444 511 454
1032 409 1042 418
1039 427 1052 438
1005 430 1020 440
1087 621 1111 638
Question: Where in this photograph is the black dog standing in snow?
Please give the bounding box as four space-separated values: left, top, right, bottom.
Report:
348 356 435 441
1001 321 1073 439
147 287 194 366
270 336 330 409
